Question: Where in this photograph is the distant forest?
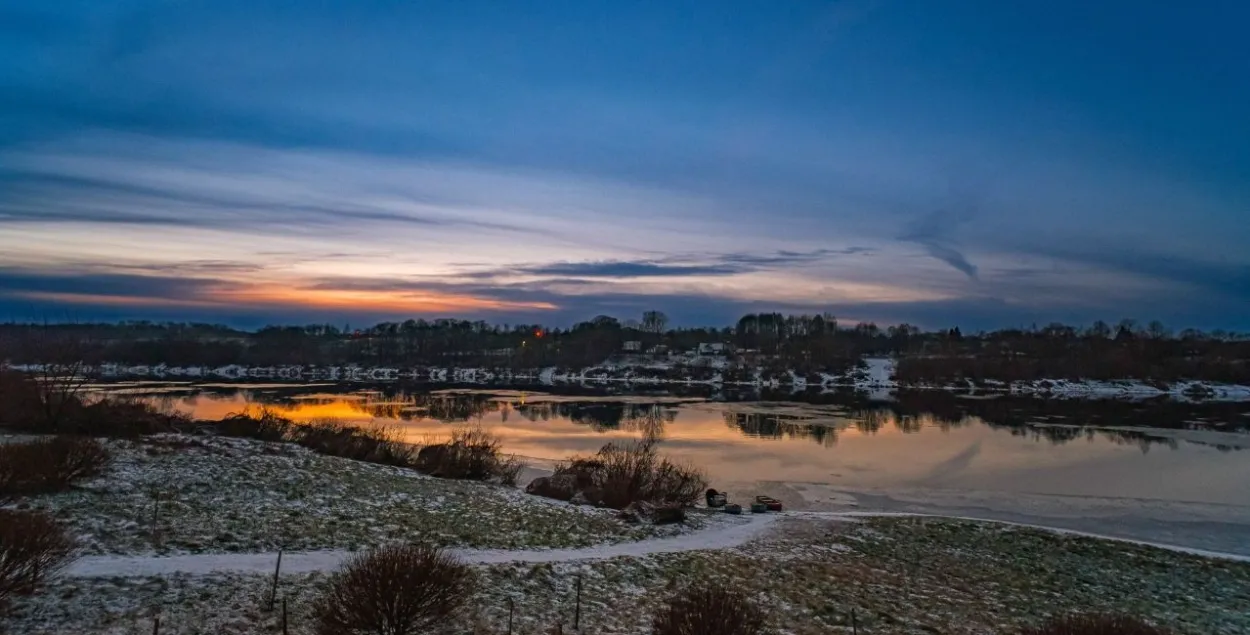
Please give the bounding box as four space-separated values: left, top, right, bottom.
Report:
1 313 1248 384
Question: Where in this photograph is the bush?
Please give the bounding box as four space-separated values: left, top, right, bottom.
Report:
217 412 417 468
294 419 416 467
493 454 526 486
549 438 706 510
0 436 113 501
0 371 179 436
1019 615 1176 635
218 408 293 442
415 427 517 482
316 544 474 635
72 397 182 436
0 509 77 614
652 583 769 635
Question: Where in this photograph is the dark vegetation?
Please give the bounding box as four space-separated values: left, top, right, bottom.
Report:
414 427 524 485
315 544 474 635
652 583 770 635
1018 614 1175 635
0 369 182 436
3 315 1246 383
528 437 706 515
0 510 77 615
0 436 113 501
217 409 524 483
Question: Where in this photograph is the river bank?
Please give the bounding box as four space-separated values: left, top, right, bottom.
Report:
23 357 1249 402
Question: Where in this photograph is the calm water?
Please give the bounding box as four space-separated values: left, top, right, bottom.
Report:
97 382 1250 507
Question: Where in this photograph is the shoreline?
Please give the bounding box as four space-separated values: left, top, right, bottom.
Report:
27 359 1250 403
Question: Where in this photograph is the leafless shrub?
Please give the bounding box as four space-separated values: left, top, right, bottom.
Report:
315 544 474 635
216 412 418 468
415 427 517 482
1019 614 1176 635
21 326 93 431
493 454 526 486
294 419 416 467
1 366 177 436
219 407 294 442
552 438 706 510
0 509 77 614
0 436 112 500
652 583 770 635
74 396 180 436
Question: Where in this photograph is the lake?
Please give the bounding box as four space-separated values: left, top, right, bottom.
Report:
90 381 1250 504
86 381 1250 554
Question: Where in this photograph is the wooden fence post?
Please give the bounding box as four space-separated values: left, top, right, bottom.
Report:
507 597 514 635
267 548 284 611
574 574 582 631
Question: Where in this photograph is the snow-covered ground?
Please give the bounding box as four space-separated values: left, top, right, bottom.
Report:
7 516 1249 635
6 432 1250 633
23 435 692 556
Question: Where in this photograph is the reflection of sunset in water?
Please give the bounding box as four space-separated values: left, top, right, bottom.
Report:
139 388 1250 507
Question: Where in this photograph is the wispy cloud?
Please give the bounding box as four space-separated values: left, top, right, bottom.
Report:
898 209 979 280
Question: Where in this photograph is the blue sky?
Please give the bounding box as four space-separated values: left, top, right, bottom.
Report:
1 0 1247 329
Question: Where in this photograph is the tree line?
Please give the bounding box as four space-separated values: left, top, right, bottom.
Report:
1 314 1247 383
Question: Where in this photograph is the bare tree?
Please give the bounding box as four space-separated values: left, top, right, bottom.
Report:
26 325 92 431
642 311 669 335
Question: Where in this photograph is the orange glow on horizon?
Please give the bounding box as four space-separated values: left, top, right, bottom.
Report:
16 281 559 315
214 285 558 313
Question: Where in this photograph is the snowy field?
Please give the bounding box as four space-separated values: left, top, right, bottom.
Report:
24 435 700 556
7 517 1249 635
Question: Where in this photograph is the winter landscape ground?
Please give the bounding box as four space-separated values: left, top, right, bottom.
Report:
3 432 1250 634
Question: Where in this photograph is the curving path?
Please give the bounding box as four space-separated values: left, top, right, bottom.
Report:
67 513 784 578
64 510 1250 578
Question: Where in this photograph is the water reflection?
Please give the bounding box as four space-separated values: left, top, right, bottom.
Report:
142 386 1247 453
124 384 1250 506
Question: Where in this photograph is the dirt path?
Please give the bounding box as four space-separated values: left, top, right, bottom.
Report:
65 509 1250 578
66 513 784 578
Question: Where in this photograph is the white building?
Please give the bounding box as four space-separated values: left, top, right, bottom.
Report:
697 342 727 355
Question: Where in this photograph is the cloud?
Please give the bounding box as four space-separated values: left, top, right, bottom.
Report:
898 209 979 280
0 166 540 237
0 267 224 303
454 249 876 281
1040 247 1250 301
512 261 743 278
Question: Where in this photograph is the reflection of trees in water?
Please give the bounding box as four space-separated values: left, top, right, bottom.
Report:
719 399 1198 452
533 403 673 437
188 385 1243 452
997 424 1178 453
844 402 1188 452
721 412 838 447
415 393 498 422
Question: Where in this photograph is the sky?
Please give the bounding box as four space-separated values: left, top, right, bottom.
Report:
1 1 1248 330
